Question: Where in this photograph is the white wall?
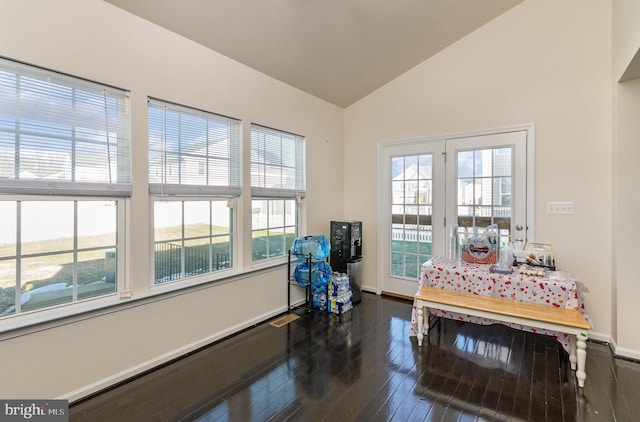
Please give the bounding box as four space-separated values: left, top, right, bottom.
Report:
612 0 640 357
0 0 344 399
345 0 614 344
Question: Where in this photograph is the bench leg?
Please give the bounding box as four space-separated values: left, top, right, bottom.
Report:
416 301 424 347
569 336 577 371
576 332 588 388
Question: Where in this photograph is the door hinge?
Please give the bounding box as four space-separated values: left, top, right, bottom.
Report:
442 151 447 162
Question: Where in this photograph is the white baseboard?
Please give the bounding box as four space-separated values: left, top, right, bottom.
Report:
613 345 640 360
609 335 617 351
60 305 292 403
589 332 640 360
588 331 610 344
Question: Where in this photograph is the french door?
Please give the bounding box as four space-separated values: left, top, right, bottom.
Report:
378 128 531 297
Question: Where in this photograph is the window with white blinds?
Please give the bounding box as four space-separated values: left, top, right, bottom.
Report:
250 124 305 198
0 58 131 196
148 99 240 197
250 124 304 262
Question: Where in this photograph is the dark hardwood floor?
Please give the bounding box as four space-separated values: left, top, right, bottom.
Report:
70 293 640 421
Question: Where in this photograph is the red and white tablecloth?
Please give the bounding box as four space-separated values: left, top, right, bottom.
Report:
409 256 590 352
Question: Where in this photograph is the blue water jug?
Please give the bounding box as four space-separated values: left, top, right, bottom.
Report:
294 261 332 287
291 235 330 260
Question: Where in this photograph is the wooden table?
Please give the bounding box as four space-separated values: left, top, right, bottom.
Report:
409 256 590 353
414 285 591 387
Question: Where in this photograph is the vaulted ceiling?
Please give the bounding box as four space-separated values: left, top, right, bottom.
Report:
104 0 523 107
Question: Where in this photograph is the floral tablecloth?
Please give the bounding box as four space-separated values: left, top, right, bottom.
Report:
409 256 590 352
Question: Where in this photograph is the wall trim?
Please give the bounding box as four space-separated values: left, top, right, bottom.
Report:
614 344 640 361
589 330 611 344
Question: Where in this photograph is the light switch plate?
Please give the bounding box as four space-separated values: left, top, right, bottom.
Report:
546 201 573 214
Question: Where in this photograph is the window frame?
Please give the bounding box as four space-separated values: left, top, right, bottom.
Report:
0 57 131 326
250 197 298 263
0 194 127 325
250 124 305 264
148 99 241 287
149 196 236 288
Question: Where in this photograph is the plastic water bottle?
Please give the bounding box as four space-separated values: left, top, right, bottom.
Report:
499 242 515 267
328 291 353 314
312 293 327 311
328 272 351 297
449 224 460 262
339 273 350 293
291 235 331 260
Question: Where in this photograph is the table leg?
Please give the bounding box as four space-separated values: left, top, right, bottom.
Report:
576 332 588 388
569 336 577 371
417 300 424 347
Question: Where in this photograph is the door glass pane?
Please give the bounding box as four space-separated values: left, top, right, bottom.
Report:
493 148 512 176
390 154 433 279
456 147 513 247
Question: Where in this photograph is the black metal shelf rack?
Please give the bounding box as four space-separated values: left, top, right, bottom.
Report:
287 250 313 312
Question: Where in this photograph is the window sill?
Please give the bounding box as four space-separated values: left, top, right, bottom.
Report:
0 263 289 341
251 255 289 272
149 267 244 296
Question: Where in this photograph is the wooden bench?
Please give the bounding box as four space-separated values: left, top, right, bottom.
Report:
414 286 592 388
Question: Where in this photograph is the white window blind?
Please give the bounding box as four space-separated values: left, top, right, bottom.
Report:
0 58 131 196
250 124 305 198
148 99 240 196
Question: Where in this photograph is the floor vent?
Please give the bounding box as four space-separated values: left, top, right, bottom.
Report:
269 314 299 328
